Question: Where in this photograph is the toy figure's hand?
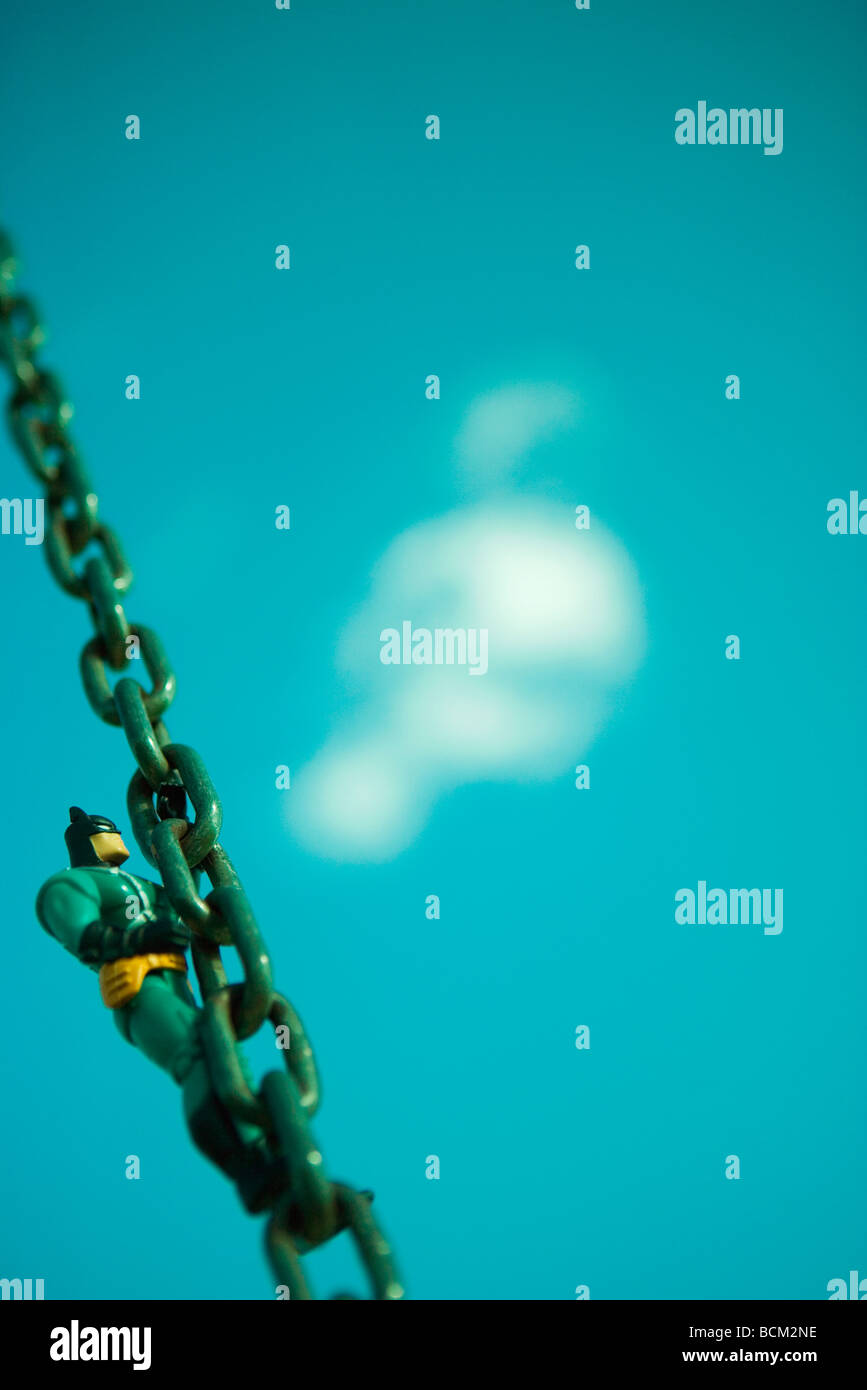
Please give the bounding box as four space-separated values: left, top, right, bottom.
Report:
137 919 191 954
79 917 191 964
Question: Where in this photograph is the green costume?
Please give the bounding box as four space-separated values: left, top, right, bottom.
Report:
37 860 276 1211
37 864 201 1074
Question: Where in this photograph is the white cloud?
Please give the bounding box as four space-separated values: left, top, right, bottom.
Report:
287 495 644 862
289 731 432 862
455 384 580 486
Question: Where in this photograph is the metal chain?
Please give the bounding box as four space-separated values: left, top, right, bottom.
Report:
0 227 404 1302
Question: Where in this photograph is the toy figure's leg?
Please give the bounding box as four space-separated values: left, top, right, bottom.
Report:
113 972 284 1211
112 972 201 1083
180 1053 287 1211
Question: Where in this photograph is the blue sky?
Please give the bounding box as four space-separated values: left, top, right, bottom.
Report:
1 0 865 1299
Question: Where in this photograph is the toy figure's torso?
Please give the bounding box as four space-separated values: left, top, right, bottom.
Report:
36 864 180 968
37 863 199 1083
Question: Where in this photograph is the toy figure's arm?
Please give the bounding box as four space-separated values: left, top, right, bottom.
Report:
36 873 102 961
77 918 190 964
36 873 190 964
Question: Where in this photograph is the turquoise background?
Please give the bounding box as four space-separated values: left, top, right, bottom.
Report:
1 0 865 1299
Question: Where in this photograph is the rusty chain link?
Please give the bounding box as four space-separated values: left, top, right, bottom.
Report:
0 227 404 1302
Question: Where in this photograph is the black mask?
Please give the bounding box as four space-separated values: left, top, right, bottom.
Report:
65 806 122 868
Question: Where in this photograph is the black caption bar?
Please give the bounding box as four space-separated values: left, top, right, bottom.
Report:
0 1298 863 1373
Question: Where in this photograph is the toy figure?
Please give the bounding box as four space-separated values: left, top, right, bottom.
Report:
37 806 280 1211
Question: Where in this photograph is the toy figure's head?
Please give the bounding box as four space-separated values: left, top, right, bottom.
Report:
65 806 131 868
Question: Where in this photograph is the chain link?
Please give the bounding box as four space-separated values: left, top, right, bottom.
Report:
0 227 404 1301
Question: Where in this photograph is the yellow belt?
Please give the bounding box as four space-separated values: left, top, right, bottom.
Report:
99 953 187 1010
